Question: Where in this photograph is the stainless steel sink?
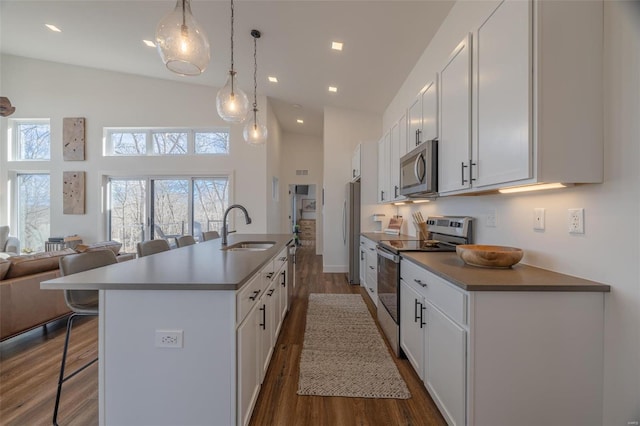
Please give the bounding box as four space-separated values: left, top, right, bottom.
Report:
222 241 276 251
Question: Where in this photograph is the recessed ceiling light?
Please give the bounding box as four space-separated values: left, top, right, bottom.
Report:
45 24 62 33
143 40 156 48
297 119 304 124
268 76 278 83
331 41 343 51
328 86 338 93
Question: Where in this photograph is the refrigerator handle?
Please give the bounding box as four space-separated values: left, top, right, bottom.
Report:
342 200 347 245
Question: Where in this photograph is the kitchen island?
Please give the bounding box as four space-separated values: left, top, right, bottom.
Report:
42 234 294 426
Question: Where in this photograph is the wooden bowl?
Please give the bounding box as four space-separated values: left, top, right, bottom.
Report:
456 244 524 268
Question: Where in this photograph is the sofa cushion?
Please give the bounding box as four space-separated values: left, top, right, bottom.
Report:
4 249 75 279
0 259 9 280
75 240 122 256
0 226 9 251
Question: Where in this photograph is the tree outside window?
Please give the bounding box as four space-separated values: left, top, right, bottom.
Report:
17 173 50 252
14 120 51 160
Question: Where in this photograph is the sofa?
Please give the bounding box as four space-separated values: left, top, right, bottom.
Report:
0 240 128 341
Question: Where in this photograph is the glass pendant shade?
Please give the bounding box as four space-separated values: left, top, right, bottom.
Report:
216 72 250 122
156 0 210 76
243 111 268 146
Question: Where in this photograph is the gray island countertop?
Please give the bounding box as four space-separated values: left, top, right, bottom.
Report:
41 234 294 291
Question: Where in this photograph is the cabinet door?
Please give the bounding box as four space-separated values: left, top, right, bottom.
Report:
377 133 390 203
279 266 288 324
421 78 438 143
400 280 425 379
438 35 472 194
398 112 408 158
237 303 261 426
425 301 466 426
408 96 422 149
473 0 531 187
390 120 403 201
359 244 366 286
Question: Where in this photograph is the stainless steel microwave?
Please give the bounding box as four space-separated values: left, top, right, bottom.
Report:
400 139 438 198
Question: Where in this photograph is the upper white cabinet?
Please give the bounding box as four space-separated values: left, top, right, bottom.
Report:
390 113 407 201
437 0 603 195
438 35 472 194
472 0 530 188
351 143 361 181
408 79 439 151
377 132 391 203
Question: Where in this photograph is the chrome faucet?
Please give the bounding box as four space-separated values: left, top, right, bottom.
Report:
221 204 252 246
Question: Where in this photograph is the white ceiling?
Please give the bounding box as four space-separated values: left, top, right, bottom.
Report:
0 1 454 137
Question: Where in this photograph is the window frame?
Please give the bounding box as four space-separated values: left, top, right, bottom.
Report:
103 127 230 157
12 171 51 252
9 118 52 161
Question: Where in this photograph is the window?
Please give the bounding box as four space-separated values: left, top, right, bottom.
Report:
11 119 51 160
108 176 229 253
16 173 51 252
104 128 229 156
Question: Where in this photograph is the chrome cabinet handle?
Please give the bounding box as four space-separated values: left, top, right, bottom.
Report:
420 303 426 328
414 299 420 323
471 161 477 182
394 185 398 198
249 290 261 301
259 305 266 329
281 270 286 287
414 278 427 288
461 162 469 185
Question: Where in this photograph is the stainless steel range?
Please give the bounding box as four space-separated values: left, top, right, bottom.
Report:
376 216 473 357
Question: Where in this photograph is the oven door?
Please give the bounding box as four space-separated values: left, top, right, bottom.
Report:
376 247 400 324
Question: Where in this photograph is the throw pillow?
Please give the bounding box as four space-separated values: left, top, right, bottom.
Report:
0 226 9 251
0 258 10 280
75 241 122 256
5 248 75 279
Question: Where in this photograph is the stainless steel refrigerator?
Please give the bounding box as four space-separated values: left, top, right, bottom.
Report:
344 181 361 284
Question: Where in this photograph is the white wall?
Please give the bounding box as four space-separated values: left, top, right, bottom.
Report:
0 55 270 243
265 99 283 233
279 132 323 254
359 139 395 233
386 1 640 424
323 107 381 272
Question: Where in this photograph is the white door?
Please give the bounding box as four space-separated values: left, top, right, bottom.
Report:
473 0 531 188
408 96 422 150
424 301 466 426
438 35 472 194
400 280 425 379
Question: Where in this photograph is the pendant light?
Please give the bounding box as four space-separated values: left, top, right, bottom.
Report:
244 30 268 146
216 0 249 122
155 0 210 76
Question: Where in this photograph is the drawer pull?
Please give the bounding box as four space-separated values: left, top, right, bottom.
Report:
249 290 260 301
414 278 427 288
369 248 375 251
259 305 266 329
279 256 287 262
268 289 275 296
369 266 375 270
266 272 274 279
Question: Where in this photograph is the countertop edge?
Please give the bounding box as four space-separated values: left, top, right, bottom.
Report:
401 253 611 293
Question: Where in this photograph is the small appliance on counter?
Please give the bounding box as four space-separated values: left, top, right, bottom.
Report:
376 216 473 357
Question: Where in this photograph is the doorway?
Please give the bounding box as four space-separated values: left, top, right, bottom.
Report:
288 184 317 246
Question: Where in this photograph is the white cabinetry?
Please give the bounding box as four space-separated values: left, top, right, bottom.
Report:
237 250 288 426
361 237 378 306
438 35 472 194
408 79 438 151
359 237 367 286
351 143 361 181
377 133 390 203
399 279 425 378
390 113 407 201
437 0 603 195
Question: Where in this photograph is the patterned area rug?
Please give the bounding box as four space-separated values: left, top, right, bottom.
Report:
297 294 411 399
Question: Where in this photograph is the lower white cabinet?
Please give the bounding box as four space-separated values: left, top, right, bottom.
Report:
399 258 606 426
424 300 466 426
361 237 378 305
399 279 425 378
237 254 288 426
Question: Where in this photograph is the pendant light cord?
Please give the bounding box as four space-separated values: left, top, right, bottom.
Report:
253 33 258 120
230 0 235 94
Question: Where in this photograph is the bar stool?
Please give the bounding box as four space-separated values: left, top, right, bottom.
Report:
53 250 118 426
176 235 196 247
136 239 170 257
202 231 220 241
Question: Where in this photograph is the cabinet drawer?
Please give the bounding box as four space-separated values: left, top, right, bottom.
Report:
236 274 264 324
274 248 288 271
401 259 467 325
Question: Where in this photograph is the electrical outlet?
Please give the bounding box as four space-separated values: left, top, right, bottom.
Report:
155 330 183 348
486 210 497 228
533 208 545 231
568 208 585 234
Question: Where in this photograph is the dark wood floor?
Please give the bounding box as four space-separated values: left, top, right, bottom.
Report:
0 245 445 425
